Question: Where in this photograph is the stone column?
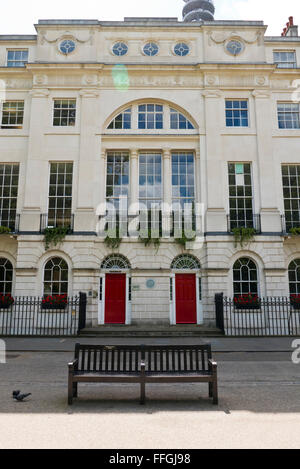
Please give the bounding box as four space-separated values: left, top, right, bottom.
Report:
97 150 106 216
128 149 139 237
129 149 139 214
202 90 227 232
162 149 172 238
163 148 172 206
74 89 99 232
21 89 50 232
252 90 281 232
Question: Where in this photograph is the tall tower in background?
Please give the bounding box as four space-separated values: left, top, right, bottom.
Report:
182 0 215 22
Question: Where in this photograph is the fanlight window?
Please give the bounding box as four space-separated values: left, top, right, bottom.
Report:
43 257 68 296
233 258 258 296
170 109 194 130
101 254 131 271
171 255 201 270
106 105 195 132
288 259 300 295
108 108 131 130
0 258 13 294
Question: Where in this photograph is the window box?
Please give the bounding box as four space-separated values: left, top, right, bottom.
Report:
41 303 67 311
41 294 68 311
290 295 300 310
0 304 13 310
234 294 260 310
0 294 14 309
234 303 261 311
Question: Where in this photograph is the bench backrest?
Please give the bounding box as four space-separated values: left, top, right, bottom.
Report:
141 345 212 373
74 344 143 373
74 344 212 374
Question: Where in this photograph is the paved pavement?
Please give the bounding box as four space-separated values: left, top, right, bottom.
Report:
0 337 299 448
2 336 299 352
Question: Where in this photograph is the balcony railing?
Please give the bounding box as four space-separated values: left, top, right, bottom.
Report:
102 210 198 239
0 214 20 234
281 215 300 235
227 214 261 234
40 214 74 234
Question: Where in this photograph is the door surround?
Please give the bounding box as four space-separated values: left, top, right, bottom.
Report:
170 271 203 325
98 254 131 325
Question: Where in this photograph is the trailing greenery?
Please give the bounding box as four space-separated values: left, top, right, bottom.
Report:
175 233 196 249
290 227 300 236
139 229 161 249
104 224 122 250
44 226 70 250
232 227 256 248
0 226 11 235
104 233 122 250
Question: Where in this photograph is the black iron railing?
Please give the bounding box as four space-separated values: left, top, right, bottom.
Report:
40 214 74 233
215 293 300 336
0 214 20 234
227 214 261 233
103 210 197 239
0 293 86 336
281 215 300 235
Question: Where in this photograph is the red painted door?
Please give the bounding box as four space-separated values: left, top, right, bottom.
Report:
105 274 126 324
175 274 197 324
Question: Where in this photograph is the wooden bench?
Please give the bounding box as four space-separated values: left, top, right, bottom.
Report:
68 343 218 405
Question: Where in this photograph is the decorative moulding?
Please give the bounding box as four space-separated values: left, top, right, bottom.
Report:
29 89 50 98
39 29 95 46
207 30 263 47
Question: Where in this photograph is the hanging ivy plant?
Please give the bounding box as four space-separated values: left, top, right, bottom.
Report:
175 233 196 249
104 223 122 250
232 227 256 248
104 233 122 250
139 229 161 249
44 226 70 250
290 227 300 236
0 226 11 235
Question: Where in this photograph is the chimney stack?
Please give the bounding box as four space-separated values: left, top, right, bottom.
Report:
281 16 298 37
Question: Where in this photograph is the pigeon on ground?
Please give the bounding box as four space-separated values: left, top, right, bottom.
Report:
12 390 20 398
13 393 31 402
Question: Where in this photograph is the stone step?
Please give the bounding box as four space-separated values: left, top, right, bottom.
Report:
80 325 223 337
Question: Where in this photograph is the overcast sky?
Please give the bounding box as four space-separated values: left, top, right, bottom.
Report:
0 0 298 36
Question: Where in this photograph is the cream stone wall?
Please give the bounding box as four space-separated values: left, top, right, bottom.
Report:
0 18 299 326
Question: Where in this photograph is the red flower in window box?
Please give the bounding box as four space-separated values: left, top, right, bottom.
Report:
234 293 260 310
290 295 300 310
0 293 14 309
41 294 68 310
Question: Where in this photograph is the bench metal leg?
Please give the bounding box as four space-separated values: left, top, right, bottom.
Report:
212 378 218 405
68 369 74 405
140 381 146 405
209 382 213 398
73 383 78 398
68 378 73 406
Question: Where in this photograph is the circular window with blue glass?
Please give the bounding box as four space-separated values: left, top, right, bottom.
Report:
226 40 244 56
112 42 128 56
143 42 159 57
59 40 76 55
174 43 190 57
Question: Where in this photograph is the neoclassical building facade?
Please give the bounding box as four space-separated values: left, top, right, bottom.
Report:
0 12 300 327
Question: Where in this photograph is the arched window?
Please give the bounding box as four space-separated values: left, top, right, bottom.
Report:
288 259 300 295
106 103 196 132
101 254 131 271
233 258 258 296
171 254 201 270
170 109 194 129
107 108 131 129
43 257 68 296
0 258 13 294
